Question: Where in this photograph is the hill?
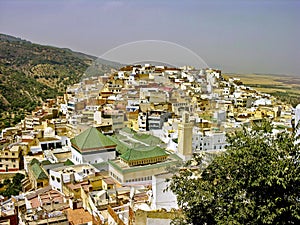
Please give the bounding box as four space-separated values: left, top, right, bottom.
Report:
0 33 119 129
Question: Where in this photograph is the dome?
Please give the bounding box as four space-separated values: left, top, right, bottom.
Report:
44 127 55 137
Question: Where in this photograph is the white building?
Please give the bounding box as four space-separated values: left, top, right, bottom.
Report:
151 173 178 211
49 164 99 193
192 127 227 152
138 112 147 131
70 127 116 165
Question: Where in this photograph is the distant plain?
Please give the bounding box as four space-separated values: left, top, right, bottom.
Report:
224 73 300 96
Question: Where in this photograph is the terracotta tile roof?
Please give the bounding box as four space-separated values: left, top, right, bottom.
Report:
67 181 90 190
29 190 64 208
103 177 115 185
66 208 94 225
30 197 40 208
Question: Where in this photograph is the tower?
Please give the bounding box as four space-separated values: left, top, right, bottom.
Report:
178 112 193 160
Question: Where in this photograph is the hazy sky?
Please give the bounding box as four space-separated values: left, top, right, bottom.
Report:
0 0 299 75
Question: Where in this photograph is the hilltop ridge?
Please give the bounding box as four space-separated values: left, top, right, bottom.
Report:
0 33 118 128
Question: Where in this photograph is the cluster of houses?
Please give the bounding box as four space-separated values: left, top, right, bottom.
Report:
0 64 299 224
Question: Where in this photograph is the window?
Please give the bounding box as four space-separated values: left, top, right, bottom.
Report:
51 176 55 181
12 159 16 162
12 153 15 156
56 177 61 183
5 153 8 156
0 164 2 167
13 165 16 168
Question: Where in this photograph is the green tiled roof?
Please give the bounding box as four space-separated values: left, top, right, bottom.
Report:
107 135 129 154
71 127 116 151
31 163 48 180
92 161 108 170
30 158 39 166
108 154 181 174
41 160 51 165
132 133 163 146
121 127 136 135
64 159 74 166
120 146 168 162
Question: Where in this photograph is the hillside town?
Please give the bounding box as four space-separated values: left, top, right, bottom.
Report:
0 64 299 225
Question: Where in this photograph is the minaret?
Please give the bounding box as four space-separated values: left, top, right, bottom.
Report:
178 112 193 160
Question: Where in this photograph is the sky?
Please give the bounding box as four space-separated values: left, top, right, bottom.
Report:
0 0 299 75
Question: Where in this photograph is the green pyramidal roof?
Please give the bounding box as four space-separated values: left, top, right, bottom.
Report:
120 146 168 162
30 158 39 166
31 163 48 180
71 127 116 152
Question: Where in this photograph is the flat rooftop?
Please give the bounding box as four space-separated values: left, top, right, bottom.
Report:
39 137 61 142
109 153 181 174
51 163 98 174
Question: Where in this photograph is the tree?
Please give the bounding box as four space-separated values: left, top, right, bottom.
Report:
0 173 25 197
13 173 25 184
169 123 300 224
3 178 11 186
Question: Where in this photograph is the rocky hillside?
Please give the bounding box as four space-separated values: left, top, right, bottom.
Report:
0 33 118 128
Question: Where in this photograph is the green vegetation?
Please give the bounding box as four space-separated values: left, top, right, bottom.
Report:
169 122 300 224
247 84 299 107
0 33 118 130
0 173 25 197
268 91 300 108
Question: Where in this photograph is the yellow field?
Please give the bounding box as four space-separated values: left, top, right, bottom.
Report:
223 73 300 95
227 74 280 84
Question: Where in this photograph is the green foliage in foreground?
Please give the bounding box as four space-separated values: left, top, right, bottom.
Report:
0 173 25 197
169 123 300 224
